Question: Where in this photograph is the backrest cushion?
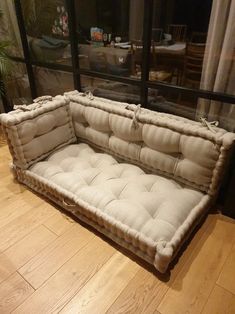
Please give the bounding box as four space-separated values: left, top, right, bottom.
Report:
66 91 235 196
0 95 76 169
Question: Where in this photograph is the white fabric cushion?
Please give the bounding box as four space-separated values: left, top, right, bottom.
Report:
0 95 76 169
67 92 235 195
30 143 203 243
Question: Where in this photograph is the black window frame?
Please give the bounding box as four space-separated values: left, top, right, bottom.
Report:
1 0 235 112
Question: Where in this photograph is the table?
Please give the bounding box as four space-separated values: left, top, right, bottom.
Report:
155 43 186 84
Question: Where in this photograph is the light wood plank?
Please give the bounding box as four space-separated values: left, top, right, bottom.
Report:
0 253 16 284
217 242 235 295
60 252 139 314
0 226 56 285
18 224 94 289
158 216 235 314
1 133 235 314
0 174 27 195
107 269 168 314
0 191 42 229
13 237 115 314
0 203 55 252
0 163 11 178
202 285 235 314
0 272 34 313
107 214 217 314
43 211 75 236
4 225 57 270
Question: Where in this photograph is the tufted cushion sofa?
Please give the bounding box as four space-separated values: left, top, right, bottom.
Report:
1 91 234 273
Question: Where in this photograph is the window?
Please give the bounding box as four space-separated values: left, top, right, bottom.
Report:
22 0 72 65
81 75 141 104
75 0 143 79
4 62 31 107
1 0 234 132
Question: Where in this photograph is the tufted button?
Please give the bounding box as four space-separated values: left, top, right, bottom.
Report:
31 143 204 243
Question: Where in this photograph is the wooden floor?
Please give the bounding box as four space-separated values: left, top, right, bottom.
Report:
0 136 235 314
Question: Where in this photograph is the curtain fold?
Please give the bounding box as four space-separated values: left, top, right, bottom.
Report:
129 0 144 40
196 0 235 131
0 0 22 56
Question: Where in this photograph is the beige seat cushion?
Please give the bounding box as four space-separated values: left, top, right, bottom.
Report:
30 143 203 244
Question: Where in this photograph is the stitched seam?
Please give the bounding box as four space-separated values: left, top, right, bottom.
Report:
77 136 209 192
69 94 220 143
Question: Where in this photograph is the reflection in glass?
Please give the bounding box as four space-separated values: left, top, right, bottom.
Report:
76 0 144 78
81 75 140 104
150 0 213 86
33 67 74 96
0 1 23 57
21 1 71 64
148 88 197 121
4 63 31 108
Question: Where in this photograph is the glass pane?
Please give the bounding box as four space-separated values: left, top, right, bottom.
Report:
81 75 141 104
148 87 197 121
148 87 235 132
197 98 235 132
0 1 23 57
33 67 74 96
22 1 72 64
76 0 144 78
150 0 212 89
4 62 32 108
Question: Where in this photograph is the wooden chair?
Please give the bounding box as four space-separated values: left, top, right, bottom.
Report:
167 24 187 42
152 28 163 45
183 42 206 88
190 32 207 43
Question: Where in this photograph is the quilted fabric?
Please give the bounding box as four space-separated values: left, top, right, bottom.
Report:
67 91 235 195
0 95 76 169
30 143 203 243
1 91 235 273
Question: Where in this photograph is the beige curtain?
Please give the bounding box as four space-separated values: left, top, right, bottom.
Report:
129 0 144 40
196 0 235 131
0 0 22 56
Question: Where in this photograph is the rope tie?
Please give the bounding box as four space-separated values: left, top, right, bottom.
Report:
81 91 94 100
126 104 141 129
13 104 31 111
200 117 219 133
33 95 53 104
132 104 141 129
13 95 53 112
62 199 76 207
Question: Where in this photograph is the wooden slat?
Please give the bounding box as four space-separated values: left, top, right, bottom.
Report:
0 226 56 285
1 130 235 314
0 191 42 229
202 285 235 314
158 216 235 314
0 174 27 195
13 237 115 314
0 203 55 252
4 225 57 270
0 163 12 178
107 268 168 314
106 214 215 314
18 224 94 289
60 252 139 314
43 211 75 236
217 242 235 295
0 253 16 285
0 272 34 313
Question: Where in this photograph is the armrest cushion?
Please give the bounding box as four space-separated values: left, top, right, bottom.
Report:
0 95 76 169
